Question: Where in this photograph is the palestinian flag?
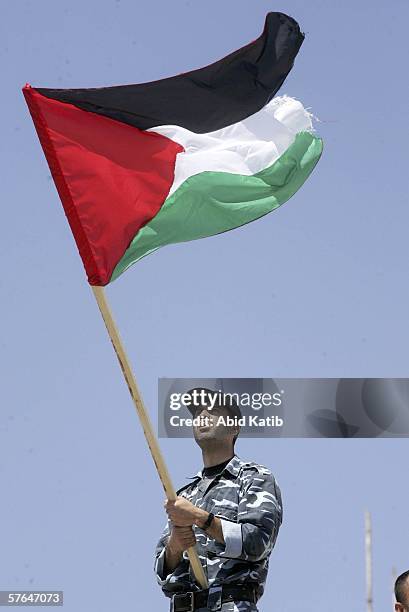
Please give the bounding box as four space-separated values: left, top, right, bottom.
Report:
23 12 322 286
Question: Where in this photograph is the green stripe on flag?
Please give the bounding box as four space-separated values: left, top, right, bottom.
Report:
110 131 323 282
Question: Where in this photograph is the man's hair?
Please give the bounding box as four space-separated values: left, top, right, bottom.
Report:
395 570 409 604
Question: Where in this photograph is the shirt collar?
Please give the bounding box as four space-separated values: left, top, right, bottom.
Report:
188 454 243 480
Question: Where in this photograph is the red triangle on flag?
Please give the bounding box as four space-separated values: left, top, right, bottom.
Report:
24 85 183 285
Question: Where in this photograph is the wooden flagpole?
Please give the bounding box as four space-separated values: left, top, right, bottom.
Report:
91 285 208 589
365 510 373 612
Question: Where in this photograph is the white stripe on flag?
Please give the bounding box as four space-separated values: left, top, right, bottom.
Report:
148 96 315 197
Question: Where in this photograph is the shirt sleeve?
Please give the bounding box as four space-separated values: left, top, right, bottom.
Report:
153 520 173 586
217 470 283 563
219 518 243 557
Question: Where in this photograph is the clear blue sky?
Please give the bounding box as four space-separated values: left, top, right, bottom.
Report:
1 1 408 611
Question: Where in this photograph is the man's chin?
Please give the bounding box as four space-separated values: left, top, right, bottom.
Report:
194 431 217 447
195 430 214 440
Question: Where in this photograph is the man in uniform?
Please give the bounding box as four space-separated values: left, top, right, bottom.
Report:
395 571 409 612
154 388 283 612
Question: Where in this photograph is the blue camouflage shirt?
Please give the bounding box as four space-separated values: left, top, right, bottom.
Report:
154 455 283 601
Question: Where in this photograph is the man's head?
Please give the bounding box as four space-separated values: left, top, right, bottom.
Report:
184 388 241 452
395 571 409 612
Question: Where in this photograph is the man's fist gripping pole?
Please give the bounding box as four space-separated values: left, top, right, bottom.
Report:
164 497 225 572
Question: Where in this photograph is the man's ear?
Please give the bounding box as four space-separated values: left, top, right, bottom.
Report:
395 603 405 612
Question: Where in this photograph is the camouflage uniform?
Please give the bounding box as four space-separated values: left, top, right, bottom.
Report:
154 455 283 611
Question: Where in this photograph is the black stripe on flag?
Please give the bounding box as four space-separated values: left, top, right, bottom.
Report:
36 13 304 134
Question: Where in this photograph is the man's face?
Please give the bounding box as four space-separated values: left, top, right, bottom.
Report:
192 404 239 448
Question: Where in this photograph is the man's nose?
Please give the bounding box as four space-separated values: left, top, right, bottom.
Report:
199 409 213 419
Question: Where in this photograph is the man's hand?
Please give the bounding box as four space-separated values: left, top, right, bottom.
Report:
164 497 201 527
164 526 196 574
168 525 197 555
